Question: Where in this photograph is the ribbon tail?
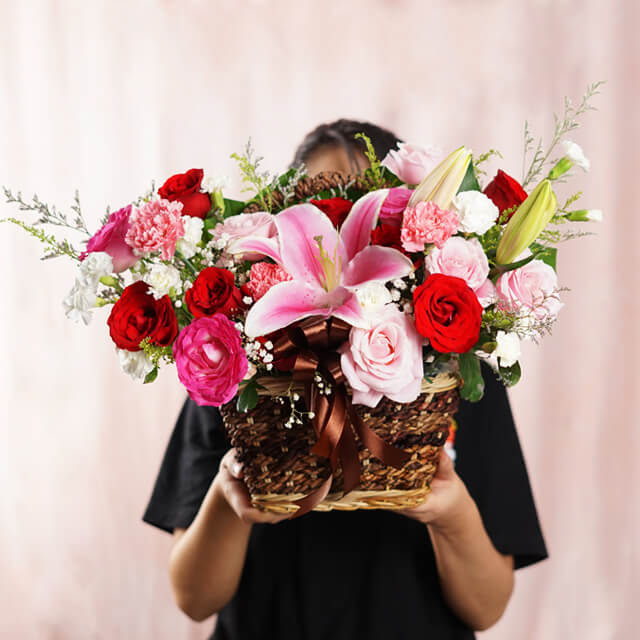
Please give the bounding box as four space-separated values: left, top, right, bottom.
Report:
337 418 360 494
348 403 411 469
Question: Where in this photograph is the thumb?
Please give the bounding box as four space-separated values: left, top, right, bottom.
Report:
433 448 455 480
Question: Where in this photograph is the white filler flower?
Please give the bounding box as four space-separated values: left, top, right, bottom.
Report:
562 140 590 172
62 280 96 325
586 209 603 222
201 173 229 193
493 331 521 368
143 263 183 299
176 216 205 259
78 251 114 288
452 191 499 235
355 281 393 312
117 348 155 381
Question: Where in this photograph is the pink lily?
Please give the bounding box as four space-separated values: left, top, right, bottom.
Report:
234 190 414 338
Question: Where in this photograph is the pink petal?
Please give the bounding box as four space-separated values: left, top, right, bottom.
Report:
243 280 329 338
328 288 367 328
227 236 281 263
351 388 384 408
342 245 413 288
475 278 497 308
274 204 344 286
340 190 388 260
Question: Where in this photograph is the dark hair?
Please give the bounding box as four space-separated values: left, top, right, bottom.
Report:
290 118 402 171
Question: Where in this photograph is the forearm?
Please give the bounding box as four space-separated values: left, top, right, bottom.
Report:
427 489 514 631
169 476 251 620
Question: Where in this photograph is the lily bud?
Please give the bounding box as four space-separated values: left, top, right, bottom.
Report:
496 179 557 265
408 146 472 210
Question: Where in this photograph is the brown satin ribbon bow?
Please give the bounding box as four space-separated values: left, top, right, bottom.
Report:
273 317 411 516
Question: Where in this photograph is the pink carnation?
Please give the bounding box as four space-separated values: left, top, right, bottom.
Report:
496 259 563 321
79 204 138 273
125 198 185 260
173 315 249 407
246 262 292 301
400 202 459 252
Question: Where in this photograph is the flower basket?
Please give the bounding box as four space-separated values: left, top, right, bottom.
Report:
220 373 459 514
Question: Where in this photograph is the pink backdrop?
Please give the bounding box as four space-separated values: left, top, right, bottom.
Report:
1 1 638 638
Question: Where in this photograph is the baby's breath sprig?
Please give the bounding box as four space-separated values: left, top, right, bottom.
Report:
275 386 316 429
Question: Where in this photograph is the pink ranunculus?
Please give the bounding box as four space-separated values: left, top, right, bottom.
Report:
339 306 424 408
173 315 249 407
400 201 459 252
381 142 444 185
424 236 489 292
125 198 185 261
212 212 277 261
79 205 138 273
246 262 292 301
496 259 563 320
379 187 413 227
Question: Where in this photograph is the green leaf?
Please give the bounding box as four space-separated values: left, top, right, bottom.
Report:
531 243 558 271
498 361 521 386
222 198 246 219
495 252 538 271
458 352 485 402
143 367 158 384
457 161 481 193
379 166 404 187
236 379 259 412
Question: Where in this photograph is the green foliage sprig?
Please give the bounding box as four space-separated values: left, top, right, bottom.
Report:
354 132 385 189
0 216 80 260
521 81 604 189
231 139 277 212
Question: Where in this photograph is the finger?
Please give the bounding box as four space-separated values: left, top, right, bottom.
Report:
433 448 455 480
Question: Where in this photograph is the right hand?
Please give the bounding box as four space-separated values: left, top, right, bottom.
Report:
215 448 293 525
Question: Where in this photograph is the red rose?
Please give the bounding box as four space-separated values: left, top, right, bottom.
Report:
483 170 528 221
413 274 482 353
185 267 244 318
158 168 211 219
310 197 353 228
371 223 403 252
107 281 178 351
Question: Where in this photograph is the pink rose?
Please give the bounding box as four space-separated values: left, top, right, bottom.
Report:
474 278 497 308
381 142 444 185
212 212 277 261
339 306 424 408
125 199 185 261
400 201 459 252
173 315 249 407
425 237 489 292
246 262 292 301
379 187 413 227
496 259 563 320
79 205 138 273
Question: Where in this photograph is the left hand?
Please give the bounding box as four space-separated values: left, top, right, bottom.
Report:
397 448 471 531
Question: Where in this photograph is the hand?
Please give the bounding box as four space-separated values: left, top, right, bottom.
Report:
215 448 292 525
397 448 472 532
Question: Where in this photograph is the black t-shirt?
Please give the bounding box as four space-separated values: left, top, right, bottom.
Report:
143 365 548 640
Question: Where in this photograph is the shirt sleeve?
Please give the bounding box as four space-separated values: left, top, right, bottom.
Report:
454 363 549 569
142 397 231 534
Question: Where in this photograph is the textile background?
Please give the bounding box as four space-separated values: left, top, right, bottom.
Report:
1 1 638 638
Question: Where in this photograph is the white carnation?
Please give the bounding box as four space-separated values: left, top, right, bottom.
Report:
452 191 499 235
493 331 521 368
356 281 392 312
562 140 590 172
117 348 155 381
62 280 96 325
142 263 183 299
78 251 114 288
201 173 229 193
176 216 204 259
586 208 603 222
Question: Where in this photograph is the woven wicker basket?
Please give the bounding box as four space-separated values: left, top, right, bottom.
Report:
220 373 460 514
